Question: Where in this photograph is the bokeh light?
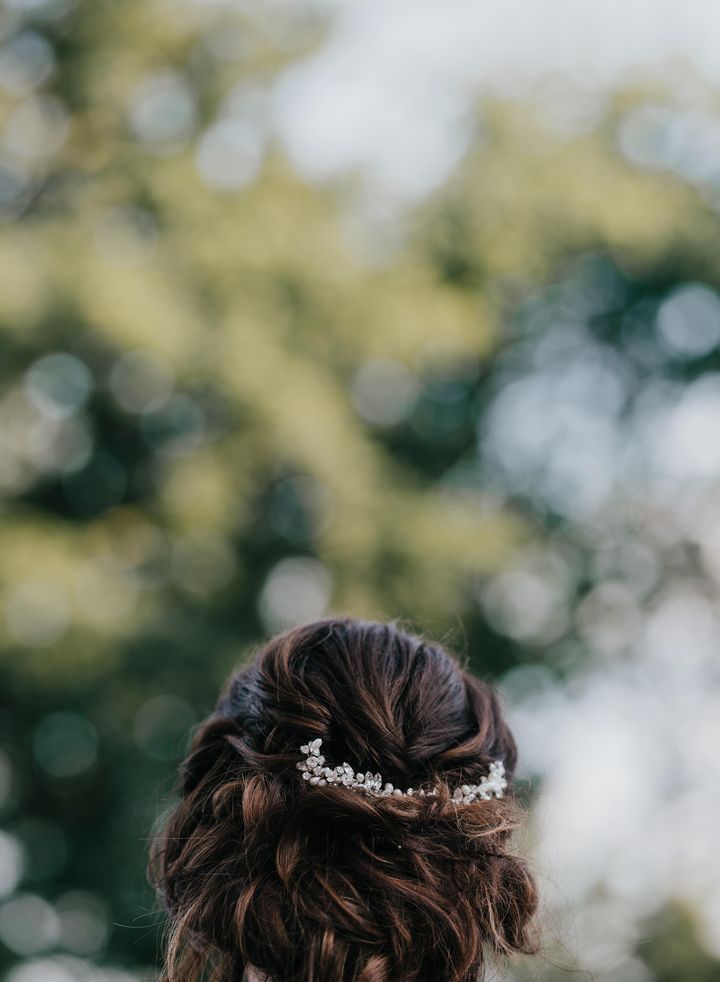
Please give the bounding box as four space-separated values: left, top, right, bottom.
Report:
24 355 93 421
55 892 108 956
33 714 98 779
6 583 71 648
351 359 419 428
0 895 59 956
259 557 333 632
0 833 23 901
128 71 197 153
2 1 720 980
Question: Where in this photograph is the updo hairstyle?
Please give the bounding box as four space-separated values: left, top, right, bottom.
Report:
150 617 538 982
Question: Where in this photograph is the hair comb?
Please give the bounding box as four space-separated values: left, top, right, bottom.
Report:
296 738 506 804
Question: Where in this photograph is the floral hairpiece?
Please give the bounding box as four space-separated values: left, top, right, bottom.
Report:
296 738 507 804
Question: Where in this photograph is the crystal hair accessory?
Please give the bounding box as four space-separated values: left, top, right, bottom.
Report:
296 738 507 804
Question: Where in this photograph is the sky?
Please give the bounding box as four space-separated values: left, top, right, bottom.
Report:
273 0 720 200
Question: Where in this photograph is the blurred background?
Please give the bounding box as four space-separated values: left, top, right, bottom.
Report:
1 0 720 979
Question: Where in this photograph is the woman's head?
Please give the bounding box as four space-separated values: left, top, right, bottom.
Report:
150 617 538 982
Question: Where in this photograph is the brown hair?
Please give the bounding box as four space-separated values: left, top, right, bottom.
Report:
149 617 538 982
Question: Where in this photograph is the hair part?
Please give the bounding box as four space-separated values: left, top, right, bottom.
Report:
149 617 539 982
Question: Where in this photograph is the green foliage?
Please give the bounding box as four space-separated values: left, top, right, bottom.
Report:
642 906 720 982
1 1 719 979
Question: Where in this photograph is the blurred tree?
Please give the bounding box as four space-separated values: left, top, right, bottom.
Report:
1 0 720 979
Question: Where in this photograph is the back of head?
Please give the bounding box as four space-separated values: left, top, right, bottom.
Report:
150 617 538 982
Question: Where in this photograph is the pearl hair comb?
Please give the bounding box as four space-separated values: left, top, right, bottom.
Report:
296 738 507 804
